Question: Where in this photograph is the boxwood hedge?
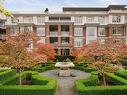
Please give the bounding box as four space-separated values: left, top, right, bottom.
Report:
0 71 57 95
76 72 127 95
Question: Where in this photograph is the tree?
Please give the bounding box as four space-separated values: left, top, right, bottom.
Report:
34 43 55 61
72 46 92 63
0 32 45 85
0 3 12 16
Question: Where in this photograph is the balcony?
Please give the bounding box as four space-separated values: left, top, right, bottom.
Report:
85 18 99 25
50 37 58 45
49 31 58 36
61 37 70 45
61 31 69 36
18 18 34 25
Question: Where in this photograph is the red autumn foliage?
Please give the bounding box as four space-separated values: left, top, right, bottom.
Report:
34 43 55 61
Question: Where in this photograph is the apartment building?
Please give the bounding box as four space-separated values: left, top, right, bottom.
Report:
5 5 127 56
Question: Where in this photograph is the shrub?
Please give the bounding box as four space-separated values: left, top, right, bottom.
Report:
54 55 74 62
115 70 127 80
84 67 97 73
105 73 127 85
0 69 16 84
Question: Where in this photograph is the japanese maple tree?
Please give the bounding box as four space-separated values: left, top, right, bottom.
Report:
34 43 55 61
0 32 46 85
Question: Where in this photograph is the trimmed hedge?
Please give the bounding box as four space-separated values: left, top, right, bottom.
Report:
0 69 16 85
115 70 127 80
105 73 127 85
0 71 57 95
76 72 127 95
76 85 127 95
76 72 99 87
32 64 55 73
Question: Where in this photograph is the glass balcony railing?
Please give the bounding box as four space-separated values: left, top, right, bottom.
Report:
61 31 69 36
49 31 58 36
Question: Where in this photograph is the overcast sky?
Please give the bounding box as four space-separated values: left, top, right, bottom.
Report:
4 0 127 11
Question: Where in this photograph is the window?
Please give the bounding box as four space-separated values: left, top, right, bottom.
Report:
98 28 105 36
50 37 58 44
11 17 18 23
74 27 83 36
24 26 32 32
38 37 45 44
112 15 121 23
98 16 105 24
74 38 83 47
112 27 122 35
10 27 19 36
74 16 83 24
24 16 33 22
61 49 70 55
98 38 105 44
113 39 121 46
37 16 45 23
37 27 45 36
88 27 96 36
86 17 94 22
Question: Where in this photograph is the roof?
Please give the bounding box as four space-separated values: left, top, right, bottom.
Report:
63 5 127 12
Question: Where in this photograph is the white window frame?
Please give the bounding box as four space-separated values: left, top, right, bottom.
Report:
37 27 45 36
74 27 83 36
74 38 83 47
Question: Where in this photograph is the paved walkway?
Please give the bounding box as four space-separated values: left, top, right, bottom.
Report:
39 69 90 95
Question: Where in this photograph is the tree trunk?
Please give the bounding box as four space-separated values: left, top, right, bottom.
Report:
19 69 22 85
102 73 106 86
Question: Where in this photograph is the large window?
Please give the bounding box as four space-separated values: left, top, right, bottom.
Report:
74 16 83 24
112 15 121 23
112 27 122 35
37 27 45 36
74 38 83 47
74 27 83 36
37 16 45 23
98 28 105 36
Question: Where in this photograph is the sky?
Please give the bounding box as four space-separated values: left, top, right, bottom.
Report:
4 0 127 11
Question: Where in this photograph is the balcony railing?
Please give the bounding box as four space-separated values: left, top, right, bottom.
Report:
49 31 58 36
61 42 69 45
61 31 69 36
51 42 58 45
